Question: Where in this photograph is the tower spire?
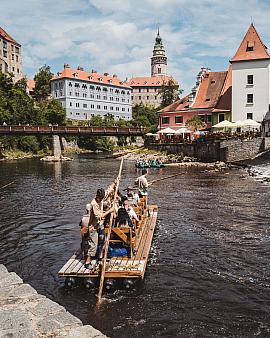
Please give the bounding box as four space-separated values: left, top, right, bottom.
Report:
151 28 167 76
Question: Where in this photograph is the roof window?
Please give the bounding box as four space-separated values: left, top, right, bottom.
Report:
246 41 254 52
205 98 210 101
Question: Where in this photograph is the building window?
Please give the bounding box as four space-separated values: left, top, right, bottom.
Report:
247 94 253 104
12 54 14 60
104 106 107 110
75 92 79 97
110 106 113 111
175 116 183 124
75 83 80 88
158 68 161 73
147 96 149 100
97 95 100 99
12 67 15 72
3 41 7 49
116 107 120 111
97 105 101 109
3 51 7 58
70 102 72 107
69 92 72 96
83 104 87 108
16 55 19 62
122 108 125 111
218 113 225 123
69 82 72 87
15 46 19 53
162 116 169 124
131 96 133 100
247 112 253 120
206 115 212 123
76 103 79 107
247 75 253 85
139 96 141 100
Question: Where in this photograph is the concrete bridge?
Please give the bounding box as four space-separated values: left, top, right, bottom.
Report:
0 125 145 157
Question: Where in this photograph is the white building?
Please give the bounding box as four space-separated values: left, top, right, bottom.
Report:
51 64 132 121
231 24 270 122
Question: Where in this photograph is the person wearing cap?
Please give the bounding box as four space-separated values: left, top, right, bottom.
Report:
81 182 117 270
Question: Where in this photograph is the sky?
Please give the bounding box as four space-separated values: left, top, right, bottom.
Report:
1 0 270 93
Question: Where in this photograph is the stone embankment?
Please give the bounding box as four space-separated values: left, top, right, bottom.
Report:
0 264 107 338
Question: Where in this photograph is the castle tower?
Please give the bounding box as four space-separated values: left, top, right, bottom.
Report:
151 28 167 77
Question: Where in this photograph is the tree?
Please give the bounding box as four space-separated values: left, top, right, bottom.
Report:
132 103 159 132
39 99 66 125
32 65 53 103
186 115 205 131
159 79 179 108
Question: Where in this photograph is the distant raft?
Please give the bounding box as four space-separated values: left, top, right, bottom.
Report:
135 159 165 169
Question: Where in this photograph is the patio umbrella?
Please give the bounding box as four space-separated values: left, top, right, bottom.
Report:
176 127 192 134
240 119 261 128
212 120 234 128
145 132 154 136
157 127 177 134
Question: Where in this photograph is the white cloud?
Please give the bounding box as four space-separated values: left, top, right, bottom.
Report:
2 0 270 92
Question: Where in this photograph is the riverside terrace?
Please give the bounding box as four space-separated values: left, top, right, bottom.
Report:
0 125 145 136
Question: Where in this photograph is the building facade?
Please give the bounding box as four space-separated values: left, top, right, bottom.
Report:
128 30 179 108
159 68 231 130
51 65 132 121
231 24 270 123
0 27 23 82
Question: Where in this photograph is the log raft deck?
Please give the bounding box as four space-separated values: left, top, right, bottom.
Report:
58 204 158 280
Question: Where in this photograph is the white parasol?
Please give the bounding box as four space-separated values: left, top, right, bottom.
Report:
157 127 177 134
212 120 234 128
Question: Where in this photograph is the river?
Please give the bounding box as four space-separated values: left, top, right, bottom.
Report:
0 154 270 338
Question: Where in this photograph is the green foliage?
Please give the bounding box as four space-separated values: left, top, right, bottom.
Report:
17 136 40 153
159 79 179 108
186 115 205 131
132 103 159 132
32 65 53 103
39 99 66 125
95 137 115 152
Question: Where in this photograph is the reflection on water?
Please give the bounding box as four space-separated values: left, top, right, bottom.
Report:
0 154 270 338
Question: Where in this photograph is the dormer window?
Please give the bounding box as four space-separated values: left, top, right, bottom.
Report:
99 77 103 82
246 41 254 52
144 81 147 85
73 73 78 78
205 98 210 101
109 79 112 84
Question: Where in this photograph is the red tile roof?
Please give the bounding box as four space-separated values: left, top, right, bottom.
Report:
230 23 270 62
52 65 131 89
159 71 228 114
192 71 227 109
0 27 20 46
27 79 35 92
159 96 189 113
214 66 232 111
128 75 178 87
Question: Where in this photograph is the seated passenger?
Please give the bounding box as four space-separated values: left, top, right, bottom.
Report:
124 186 140 206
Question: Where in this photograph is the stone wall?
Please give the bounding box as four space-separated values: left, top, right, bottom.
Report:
219 138 265 162
0 264 107 338
148 137 270 163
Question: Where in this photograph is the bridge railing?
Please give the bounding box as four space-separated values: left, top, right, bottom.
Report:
0 125 146 136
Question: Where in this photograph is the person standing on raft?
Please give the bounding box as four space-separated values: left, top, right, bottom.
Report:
135 169 151 201
81 182 117 270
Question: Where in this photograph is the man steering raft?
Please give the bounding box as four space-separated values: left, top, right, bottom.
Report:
80 182 117 270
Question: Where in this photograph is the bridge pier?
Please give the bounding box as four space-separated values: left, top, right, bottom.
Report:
52 135 62 158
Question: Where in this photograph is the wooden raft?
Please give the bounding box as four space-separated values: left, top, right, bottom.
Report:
58 205 158 280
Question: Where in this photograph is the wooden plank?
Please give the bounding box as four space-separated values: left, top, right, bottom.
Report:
112 228 128 242
58 253 77 274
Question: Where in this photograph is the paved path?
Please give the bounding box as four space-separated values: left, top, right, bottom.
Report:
0 264 107 338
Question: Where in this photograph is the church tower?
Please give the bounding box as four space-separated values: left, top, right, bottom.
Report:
151 28 167 77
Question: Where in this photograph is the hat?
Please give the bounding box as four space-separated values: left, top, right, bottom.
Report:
124 185 134 191
86 203 91 212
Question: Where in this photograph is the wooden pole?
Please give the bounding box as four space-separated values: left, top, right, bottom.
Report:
0 181 14 190
148 172 185 186
97 157 124 303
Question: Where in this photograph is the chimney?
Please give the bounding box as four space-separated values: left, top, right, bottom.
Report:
92 69 97 73
64 63 70 69
77 66 84 71
104 72 109 76
112 74 117 78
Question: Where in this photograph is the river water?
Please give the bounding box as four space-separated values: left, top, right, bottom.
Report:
0 154 270 338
